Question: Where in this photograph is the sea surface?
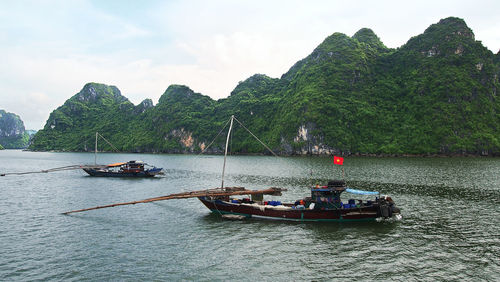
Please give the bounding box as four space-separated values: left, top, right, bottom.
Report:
0 150 498 281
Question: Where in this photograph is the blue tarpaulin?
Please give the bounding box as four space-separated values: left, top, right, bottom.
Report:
345 188 379 195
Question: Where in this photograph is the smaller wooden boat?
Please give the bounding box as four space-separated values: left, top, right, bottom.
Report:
82 160 163 177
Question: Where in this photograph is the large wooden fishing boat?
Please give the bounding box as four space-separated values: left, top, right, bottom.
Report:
82 160 163 177
198 181 401 222
198 115 401 222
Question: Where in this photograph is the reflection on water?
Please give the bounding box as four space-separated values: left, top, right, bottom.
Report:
0 150 498 280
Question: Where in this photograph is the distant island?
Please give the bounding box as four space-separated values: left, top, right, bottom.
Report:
29 17 499 156
0 109 34 149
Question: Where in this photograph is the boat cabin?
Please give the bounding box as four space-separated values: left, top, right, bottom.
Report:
309 180 346 209
121 161 145 173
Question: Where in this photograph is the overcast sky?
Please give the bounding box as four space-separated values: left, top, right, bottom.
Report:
1 0 499 129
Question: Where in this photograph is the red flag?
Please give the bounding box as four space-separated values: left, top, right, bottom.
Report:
333 156 344 165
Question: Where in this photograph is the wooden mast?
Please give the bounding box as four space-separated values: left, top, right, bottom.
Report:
94 132 98 165
221 115 234 189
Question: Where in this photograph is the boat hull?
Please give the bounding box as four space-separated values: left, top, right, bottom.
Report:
82 168 162 177
198 197 388 222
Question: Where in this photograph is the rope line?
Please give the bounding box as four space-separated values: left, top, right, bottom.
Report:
233 116 278 157
97 132 120 152
198 118 231 155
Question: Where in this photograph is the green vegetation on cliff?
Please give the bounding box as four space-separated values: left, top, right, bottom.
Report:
29 17 500 155
0 109 30 149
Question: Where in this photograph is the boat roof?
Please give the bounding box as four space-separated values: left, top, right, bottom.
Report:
311 187 346 192
345 188 379 195
106 161 146 167
127 160 144 164
107 162 127 167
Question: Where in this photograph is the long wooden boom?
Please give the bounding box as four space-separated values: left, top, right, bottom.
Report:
1 165 107 176
62 187 286 215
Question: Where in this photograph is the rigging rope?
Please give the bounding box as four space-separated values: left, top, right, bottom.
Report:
97 132 120 152
198 115 279 157
197 118 231 155
233 116 278 157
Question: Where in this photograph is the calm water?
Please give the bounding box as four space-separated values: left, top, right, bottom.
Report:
0 150 498 281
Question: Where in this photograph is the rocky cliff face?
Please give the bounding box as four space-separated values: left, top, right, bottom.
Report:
0 110 25 137
0 110 29 148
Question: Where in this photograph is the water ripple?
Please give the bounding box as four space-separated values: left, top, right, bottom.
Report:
0 151 498 281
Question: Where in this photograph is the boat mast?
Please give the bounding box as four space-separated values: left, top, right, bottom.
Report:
95 132 98 165
221 115 234 188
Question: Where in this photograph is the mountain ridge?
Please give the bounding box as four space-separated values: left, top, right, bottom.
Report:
29 17 500 156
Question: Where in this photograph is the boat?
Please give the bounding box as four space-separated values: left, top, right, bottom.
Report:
197 115 401 222
82 132 163 177
82 160 163 177
198 180 401 222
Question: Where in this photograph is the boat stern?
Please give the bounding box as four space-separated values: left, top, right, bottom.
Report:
376 196 402 221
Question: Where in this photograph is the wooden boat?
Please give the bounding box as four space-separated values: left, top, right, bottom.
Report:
198 116 401 222
62 184 400 221
198 180 401 222
82 160 163 177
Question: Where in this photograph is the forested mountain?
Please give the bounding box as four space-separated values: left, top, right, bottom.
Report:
29 17 500 155
0 109 30 149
